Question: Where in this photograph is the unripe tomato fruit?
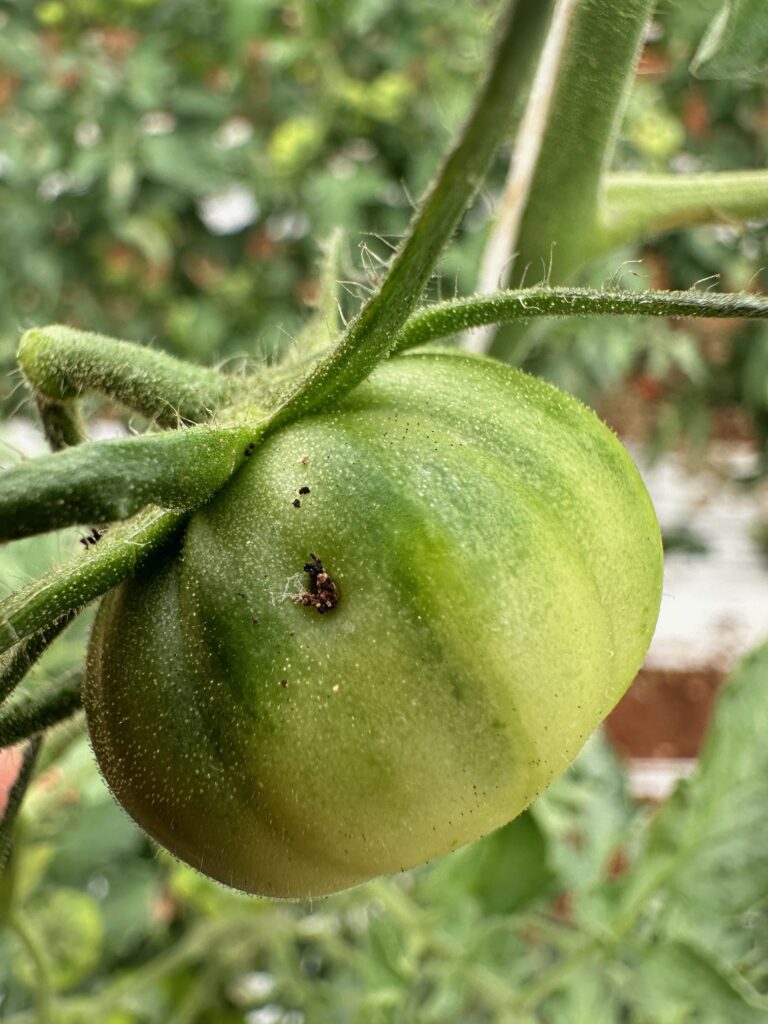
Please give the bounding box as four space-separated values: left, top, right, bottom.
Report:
85 351 662 898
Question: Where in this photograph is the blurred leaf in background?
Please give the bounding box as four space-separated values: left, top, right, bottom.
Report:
0 0 495 401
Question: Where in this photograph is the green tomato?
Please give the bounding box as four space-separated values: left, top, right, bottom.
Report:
85 350 662 899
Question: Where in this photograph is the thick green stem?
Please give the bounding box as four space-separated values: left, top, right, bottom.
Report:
267 0 553 427
0 675 82 748
0 612 79 706
601 171 768 250
508 0 656 287
0 508 183 655
474 0 569 306
394 286 768 351
18 326 241 446
0 423 254 541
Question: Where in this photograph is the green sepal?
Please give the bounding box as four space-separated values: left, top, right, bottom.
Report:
0 423 256 541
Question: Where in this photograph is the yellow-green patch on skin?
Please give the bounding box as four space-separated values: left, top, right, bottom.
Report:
85 352 663 898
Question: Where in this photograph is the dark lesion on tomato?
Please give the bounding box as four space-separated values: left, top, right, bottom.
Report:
293 554 339 614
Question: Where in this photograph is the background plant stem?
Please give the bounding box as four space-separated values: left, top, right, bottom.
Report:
0 613 78 707
601 170 768 247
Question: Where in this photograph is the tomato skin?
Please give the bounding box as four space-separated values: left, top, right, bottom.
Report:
85 351 662 898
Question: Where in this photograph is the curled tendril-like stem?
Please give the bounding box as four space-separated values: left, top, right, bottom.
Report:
18 325 242 446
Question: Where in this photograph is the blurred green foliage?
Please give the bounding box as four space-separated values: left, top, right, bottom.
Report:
0 0 496 395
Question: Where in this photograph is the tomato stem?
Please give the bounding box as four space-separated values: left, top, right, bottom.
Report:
9 908 55 1024
503 0 657 289
0 738 42 877
601 170 768 251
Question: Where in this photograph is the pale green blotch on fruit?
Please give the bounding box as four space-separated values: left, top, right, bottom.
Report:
85 350 662 898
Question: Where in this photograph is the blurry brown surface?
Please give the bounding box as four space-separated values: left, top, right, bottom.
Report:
606 667 725 759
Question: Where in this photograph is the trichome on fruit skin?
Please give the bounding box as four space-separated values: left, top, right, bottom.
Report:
293 554 339 613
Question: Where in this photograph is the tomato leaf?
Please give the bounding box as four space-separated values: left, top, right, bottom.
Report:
615 641 768 996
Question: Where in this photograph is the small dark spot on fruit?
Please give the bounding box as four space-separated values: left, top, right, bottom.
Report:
244 442 257 457
252 618 259 625
292 498 301 508
298 486 310 495
280 679 288 688
236 592 247 600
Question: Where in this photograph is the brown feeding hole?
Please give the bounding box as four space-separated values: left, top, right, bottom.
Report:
293 553 339 614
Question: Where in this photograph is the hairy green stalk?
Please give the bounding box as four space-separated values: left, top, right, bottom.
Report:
0 508 183 656
0 424 255 541
269 0 553 427
394 286 768 351
0 675 82 748
18 326 241 449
